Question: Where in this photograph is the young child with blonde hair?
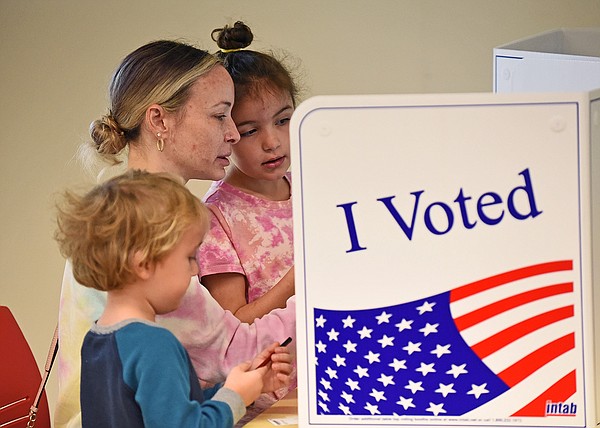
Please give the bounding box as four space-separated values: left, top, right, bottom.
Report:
54 169 292 428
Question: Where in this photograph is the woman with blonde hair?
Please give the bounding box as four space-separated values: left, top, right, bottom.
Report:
56 39 295 428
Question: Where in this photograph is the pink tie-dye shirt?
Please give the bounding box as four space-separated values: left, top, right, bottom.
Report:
197 174 295 423
198 173 294 304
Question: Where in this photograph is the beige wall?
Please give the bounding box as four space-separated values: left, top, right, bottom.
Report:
1 0 599 419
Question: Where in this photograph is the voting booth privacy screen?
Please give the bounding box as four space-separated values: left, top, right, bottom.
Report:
291 91 600 427
493 28 600 93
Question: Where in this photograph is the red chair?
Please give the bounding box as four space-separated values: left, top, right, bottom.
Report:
0 306 53 428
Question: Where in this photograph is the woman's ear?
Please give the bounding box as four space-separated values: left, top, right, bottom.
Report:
145 104 168 137
131 251 153 280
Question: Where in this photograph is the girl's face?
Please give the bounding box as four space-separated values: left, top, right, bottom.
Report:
166 65 240 181
229 87 293 182
146 223 206 315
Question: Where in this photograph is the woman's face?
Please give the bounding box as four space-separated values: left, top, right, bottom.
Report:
167 65 240 181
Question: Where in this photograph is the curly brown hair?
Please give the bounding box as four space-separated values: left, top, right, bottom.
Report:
55 170 209 291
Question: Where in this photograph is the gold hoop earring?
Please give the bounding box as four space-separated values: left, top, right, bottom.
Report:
156 132 165 152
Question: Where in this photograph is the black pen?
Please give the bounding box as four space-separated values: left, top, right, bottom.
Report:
256 337 292 368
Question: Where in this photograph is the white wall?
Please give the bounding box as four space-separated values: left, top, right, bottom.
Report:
1 0 599 419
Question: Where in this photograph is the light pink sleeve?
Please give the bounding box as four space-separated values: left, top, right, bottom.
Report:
157 276 296 384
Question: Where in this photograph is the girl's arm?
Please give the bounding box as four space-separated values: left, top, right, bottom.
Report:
202 267 294 324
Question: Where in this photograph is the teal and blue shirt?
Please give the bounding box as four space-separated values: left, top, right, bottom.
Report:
80 319 245 427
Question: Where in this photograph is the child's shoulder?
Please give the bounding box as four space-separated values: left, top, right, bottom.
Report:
113 320 189 362
204 180 246 203
92 319 180 347
117 319 177 340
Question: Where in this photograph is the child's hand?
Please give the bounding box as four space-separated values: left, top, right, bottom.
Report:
223 361 265 407
251 341 294 393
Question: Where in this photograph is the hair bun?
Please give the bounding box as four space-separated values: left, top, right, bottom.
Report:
89 113 126 157
211 21 253 51
100 113 124 137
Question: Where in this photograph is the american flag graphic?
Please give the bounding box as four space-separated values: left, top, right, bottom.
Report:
312 260 577 418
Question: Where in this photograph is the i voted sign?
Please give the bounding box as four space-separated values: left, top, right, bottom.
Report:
337 167 541 251
291 92 600 428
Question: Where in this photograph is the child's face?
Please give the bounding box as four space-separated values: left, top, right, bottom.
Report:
230 87 293 181
146 223 206 315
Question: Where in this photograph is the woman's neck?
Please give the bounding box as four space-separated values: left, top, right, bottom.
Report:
127 146 186 183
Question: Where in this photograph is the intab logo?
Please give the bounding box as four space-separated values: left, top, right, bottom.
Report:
545 401 577 416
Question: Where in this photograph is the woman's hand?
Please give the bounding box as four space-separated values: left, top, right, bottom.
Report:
251 341 294 393
223 341 294 406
